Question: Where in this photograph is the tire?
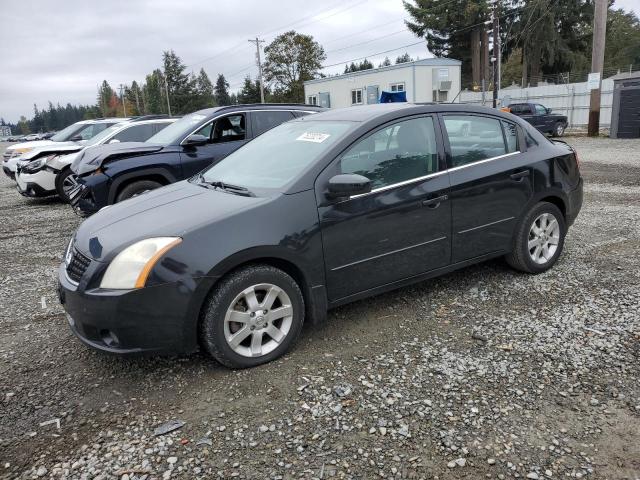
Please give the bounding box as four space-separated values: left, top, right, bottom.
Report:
115 180 163 203
552 122 565 137
200 264 305 368
505 202 566 274
55 168 78 203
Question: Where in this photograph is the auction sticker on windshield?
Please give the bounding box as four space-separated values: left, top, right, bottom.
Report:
296 132 331 143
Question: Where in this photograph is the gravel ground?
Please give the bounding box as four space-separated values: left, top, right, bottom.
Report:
0 137 639 480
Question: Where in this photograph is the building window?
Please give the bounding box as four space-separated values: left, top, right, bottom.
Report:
432 90 448 102
351 89 363 105
307 95 318 106
390 82 405 92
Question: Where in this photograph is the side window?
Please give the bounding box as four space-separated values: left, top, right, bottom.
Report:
444 115 507 167
212 114 245 143
339 116 439 190
78 123 107 140
525 131 539 148
501 121 518 153
112 124 156 142
534 104 547 115
509 104 521 114
195 122 213 140
251 111 294 137
520 104 532 114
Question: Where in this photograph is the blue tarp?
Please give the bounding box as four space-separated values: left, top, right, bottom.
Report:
379 91 407 103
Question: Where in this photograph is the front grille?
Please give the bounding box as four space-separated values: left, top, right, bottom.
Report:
66 249 91 283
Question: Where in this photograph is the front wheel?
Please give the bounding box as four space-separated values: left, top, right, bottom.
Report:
115 179 163 203
200 265 305 368
506 202 566 273
55 168 78 203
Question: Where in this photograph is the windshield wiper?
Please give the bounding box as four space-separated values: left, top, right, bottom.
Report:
195 175 254 196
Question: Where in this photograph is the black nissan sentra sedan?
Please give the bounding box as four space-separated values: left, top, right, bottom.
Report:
58 103 583 368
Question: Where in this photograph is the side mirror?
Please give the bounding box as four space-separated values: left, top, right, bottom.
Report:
70 135 83 142
108 138 120 144
183 134 209 147
546 107 552 114
327 174 371 199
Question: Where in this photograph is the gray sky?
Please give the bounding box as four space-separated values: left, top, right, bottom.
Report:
1 0 638 123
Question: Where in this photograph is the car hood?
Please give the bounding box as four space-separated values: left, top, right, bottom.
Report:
73 180 270 261
7 140 56 152
71 142 165 175
21 142 81 160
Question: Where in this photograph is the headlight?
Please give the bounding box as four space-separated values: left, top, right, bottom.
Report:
100 237 182 289
21 155 54 173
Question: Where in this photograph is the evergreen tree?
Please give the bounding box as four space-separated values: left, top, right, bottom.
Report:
395 53 413 64
97 80 115 117
380 56 392 67
195 68 215 108
163 50 195 114
143 69 167 114
237 75 265 104
214 74 231 106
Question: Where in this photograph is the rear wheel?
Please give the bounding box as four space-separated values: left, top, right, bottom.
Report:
506 202 566 273
552 122 565 137
115 179 163 203
55 168 78 203
200 265 305 368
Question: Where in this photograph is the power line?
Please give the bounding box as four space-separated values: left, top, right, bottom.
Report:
186 0 364 68
326 29 410 54
322 40 426 69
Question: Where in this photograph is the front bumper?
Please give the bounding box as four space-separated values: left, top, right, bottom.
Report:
566 177 584 227
57 263 201 355
2 166 15 180
16 169 57 197
69 174 111 216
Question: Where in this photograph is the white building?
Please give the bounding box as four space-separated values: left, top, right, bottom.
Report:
304 58 462 109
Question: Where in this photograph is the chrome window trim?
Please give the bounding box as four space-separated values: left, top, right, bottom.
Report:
447 151 520 173
342 151 521 201
349 170 447 200
179 109 315 146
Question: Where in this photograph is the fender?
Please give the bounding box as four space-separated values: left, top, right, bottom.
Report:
107 167 178 204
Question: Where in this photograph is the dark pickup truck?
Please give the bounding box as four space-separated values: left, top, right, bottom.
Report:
507 103 568 137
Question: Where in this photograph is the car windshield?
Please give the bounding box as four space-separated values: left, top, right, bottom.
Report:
83 123 124 146
146 112 209 145
50 123 85 142
200 120 353 190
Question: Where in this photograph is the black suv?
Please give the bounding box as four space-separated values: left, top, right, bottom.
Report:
507 103 568 137
69 104 323 215
59 103 583 368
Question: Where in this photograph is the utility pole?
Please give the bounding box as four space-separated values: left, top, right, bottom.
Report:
164 75 172 116
119 84 127 117
588 0 608 136
491 0 501 109
248 37 266 103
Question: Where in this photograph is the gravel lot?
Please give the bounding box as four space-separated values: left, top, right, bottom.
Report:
1 137 639 480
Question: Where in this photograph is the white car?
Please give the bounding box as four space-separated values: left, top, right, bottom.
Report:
2 118 123 179
15 116 177 201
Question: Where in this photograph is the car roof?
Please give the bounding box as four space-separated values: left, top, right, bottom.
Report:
300 103 520 123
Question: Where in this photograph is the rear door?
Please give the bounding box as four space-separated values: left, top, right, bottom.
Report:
180 113 248 178
317 115 451 300
441 113 533 263
533 104 552 132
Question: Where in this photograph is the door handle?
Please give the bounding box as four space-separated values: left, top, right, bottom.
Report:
510 170 530 181
422 194 448 208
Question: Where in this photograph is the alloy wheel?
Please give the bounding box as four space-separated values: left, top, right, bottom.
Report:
528 212 560 264
62 174 79 197
223 283 293 358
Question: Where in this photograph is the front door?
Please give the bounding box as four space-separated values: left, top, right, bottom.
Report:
317 115 451 301
441 114 533 263
180 113 248 178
